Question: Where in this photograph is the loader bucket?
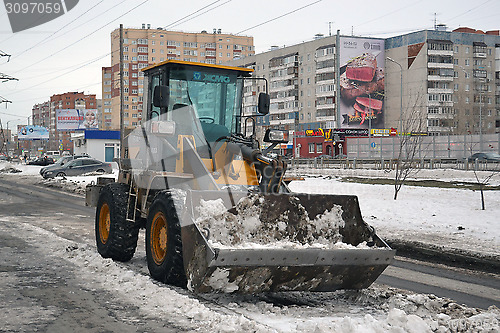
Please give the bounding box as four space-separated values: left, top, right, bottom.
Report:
179 190 395 293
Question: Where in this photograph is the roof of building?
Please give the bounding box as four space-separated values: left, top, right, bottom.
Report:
84 130 120 140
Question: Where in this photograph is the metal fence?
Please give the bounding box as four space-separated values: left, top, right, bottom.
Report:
346 133 500 160
288 157 499 171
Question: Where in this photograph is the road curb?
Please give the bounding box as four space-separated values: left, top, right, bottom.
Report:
387 239 500 273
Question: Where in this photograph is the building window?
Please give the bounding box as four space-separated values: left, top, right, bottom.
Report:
308 143 314 153
316 143 322 153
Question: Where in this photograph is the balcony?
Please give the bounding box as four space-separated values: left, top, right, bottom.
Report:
427 113 454 119
270 95 298 104
269 73 297 82
427 126 450 132
428 88 454 94
428 100 453 107
316 116 335 122
473 52 487 58
269 118 294 125
428 49 453 57
428 62 453 69
316 67 334 74
317 103 335 110
270 108 296 115
427 75 454 81
316 90 335 98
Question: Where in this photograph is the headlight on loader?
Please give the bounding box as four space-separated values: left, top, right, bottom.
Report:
264 129 289 143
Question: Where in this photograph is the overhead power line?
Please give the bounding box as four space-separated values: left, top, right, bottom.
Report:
12 0 150 75
7 51 111 95
445 0 494 23
236 0 322 35
12 0 106 60
163 0 224 30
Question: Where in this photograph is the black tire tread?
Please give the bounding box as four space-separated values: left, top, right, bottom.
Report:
95 182 139 262
146 191 186 287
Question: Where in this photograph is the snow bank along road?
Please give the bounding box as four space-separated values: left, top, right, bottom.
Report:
0 171 499 332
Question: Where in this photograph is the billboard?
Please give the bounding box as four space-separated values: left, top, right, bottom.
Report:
339 37 385 129
56 109 98 131
18 125 49 140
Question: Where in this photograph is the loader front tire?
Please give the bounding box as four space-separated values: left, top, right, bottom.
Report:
95 183 139 262
146 191 186 288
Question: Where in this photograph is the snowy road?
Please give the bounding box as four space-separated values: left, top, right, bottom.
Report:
1 169 499 332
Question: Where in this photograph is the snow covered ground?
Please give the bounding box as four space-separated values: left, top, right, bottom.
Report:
1 161 499 332
288 167 500 260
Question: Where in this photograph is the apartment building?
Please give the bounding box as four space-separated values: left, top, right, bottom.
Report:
385 27 500 136
32 101 51 129
48 92 97 152
229 35 337 141
228 34 387 157
101 25 255 130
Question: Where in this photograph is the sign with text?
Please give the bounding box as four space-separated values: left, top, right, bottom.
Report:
56 109 98 131
17 125 49 140
3 0 79 33
339 36 385 129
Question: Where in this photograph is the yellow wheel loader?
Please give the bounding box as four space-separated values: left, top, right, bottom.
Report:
86 60 395 293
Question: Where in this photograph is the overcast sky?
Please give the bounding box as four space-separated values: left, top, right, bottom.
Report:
0 0 499 131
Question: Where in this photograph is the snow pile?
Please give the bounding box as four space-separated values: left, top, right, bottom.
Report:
0 161 43 175
195 195 346 249
0 166 22 173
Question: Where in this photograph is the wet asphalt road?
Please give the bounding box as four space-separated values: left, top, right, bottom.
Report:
0 175 179 332
0 174 499 332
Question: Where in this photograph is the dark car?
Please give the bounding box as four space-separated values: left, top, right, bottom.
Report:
28 156 55 166
468 152 500 162
40 154 89 176
41 157 112 178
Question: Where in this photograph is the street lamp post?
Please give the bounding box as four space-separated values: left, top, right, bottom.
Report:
386 57 403 133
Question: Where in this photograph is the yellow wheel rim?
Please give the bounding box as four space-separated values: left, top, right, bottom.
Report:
151 211 168 265
99 203 111 244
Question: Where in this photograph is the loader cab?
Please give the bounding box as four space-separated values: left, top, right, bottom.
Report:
143 60 259 142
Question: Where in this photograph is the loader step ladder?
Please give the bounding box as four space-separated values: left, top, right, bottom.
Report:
126 182 139 223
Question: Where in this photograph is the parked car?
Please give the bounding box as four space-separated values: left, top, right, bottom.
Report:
27 156 55 166
40 154 89 176
0 154 8 161
41 157 112 178
468 152 500 162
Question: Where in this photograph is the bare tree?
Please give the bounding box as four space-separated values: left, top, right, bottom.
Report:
465 137 500 210
393 95 427 200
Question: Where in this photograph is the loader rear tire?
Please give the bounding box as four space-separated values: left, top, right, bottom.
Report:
95 183 139 262
146 191 186 288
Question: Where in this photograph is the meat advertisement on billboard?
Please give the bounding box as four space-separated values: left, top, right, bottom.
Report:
339 37 385 129
56 109 98 131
